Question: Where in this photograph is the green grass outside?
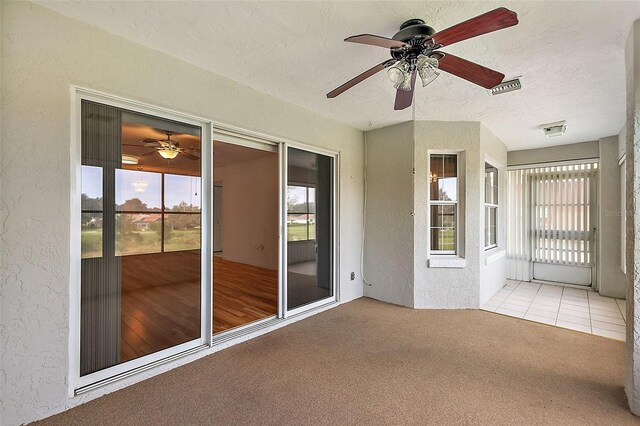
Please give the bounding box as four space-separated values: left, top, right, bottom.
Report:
287 223 315 241
81 228 200 258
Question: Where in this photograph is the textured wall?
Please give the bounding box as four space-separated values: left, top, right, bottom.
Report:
479 124 508 306
598 136 626 298
507 141 599 166
624 18 640 415
362 122 414 307
0 2 365 424
413 121 481 308
364 121 507 309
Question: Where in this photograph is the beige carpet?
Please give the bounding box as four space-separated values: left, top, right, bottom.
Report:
37 298 636 425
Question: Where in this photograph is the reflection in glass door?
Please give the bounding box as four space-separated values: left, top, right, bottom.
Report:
80 100 203 376
286 147 334 310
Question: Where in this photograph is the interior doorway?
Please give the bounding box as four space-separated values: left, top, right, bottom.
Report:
212 140 279 334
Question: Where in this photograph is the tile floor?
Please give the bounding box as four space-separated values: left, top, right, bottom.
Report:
481 280 626 341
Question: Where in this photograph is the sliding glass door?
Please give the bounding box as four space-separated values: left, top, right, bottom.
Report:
286 147 335 311
75 91 337 389
79 99 206 379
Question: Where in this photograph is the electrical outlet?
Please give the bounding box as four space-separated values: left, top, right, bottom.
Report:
350 272 355 281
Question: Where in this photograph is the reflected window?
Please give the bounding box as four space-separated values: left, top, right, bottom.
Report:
287 185 315 241
81 166 103 259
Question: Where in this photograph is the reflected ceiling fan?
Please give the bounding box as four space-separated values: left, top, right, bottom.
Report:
126 131 200 160
326 7 518 110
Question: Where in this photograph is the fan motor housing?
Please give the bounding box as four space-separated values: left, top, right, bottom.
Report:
392 19 436 42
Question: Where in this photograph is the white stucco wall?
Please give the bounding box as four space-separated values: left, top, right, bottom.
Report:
479 124 508 306
364 121 507 309
598 136 626 298
413 121 481 308
362 122 414 307
624 18 640 416
0 2 365 424
507 140 599 166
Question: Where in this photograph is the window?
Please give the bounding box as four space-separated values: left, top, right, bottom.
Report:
484 162 498 249
287 185 315 241
429 154 458 254
115 170 201 255
81 165 104 259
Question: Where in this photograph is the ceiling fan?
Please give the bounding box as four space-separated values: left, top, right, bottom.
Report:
130 131 200 161
326 7 518 110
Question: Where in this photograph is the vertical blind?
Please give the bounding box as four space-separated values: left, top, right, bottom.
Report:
507 163 598 280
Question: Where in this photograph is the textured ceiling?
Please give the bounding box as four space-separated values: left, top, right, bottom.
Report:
38 1 640 150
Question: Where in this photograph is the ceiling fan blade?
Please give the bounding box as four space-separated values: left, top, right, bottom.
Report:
181 151 200 161
345 34 408 49
140 150 157 157
394 71 416 111
432 7 518 47
437 53 504 89
327 59 394 98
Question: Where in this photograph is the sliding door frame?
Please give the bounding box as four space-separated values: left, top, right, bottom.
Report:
70 87 340 394
69 86 213 394
282 141 340 318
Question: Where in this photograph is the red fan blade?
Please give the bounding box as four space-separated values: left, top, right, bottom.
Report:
345 34 407 49
327 59 394 98
432 8 518 47
394 71 417 111
437 53 504 89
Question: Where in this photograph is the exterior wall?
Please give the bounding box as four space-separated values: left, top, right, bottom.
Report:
0 2 365 424
479 124 508 305
413 121 481 308
624 18 640 416
362 122 414 307
598 136 626 298
364 121 508 309
507 141 599 166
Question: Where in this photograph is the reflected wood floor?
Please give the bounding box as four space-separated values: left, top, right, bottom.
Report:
120 251 277 362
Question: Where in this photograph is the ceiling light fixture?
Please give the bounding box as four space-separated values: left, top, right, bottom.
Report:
122 154 139 165
387 60 411 91
158 148 179 159
416 54 440 87
541 120 567 137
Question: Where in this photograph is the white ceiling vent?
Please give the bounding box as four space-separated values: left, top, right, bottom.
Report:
488 77 522 95
541 120 567 137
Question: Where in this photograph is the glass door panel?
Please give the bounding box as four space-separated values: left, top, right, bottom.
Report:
80 101 203 375
287 147 334 310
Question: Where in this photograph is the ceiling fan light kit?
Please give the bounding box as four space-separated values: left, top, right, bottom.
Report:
327 7 519 110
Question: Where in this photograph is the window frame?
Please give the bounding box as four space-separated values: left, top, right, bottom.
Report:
428 152 460 255
484 162 499 251
286 183 315 242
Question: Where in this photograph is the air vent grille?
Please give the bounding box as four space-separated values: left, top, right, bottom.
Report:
489 77 522 95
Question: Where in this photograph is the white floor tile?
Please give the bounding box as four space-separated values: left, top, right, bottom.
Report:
529 303 560 314
524 313 556 325
503 298 532 308
590 313 624 325
591 321 626 333
496 307 526 318
486 283 627 340
557 314 591 326
556 320 592 333
500 302 530 312
559 306 590 318
525 308 558 319
590 307 624 318
592 327 626 341
588 301 620 312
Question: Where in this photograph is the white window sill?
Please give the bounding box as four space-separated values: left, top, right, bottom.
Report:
428 256 466 268
484 249 506 265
